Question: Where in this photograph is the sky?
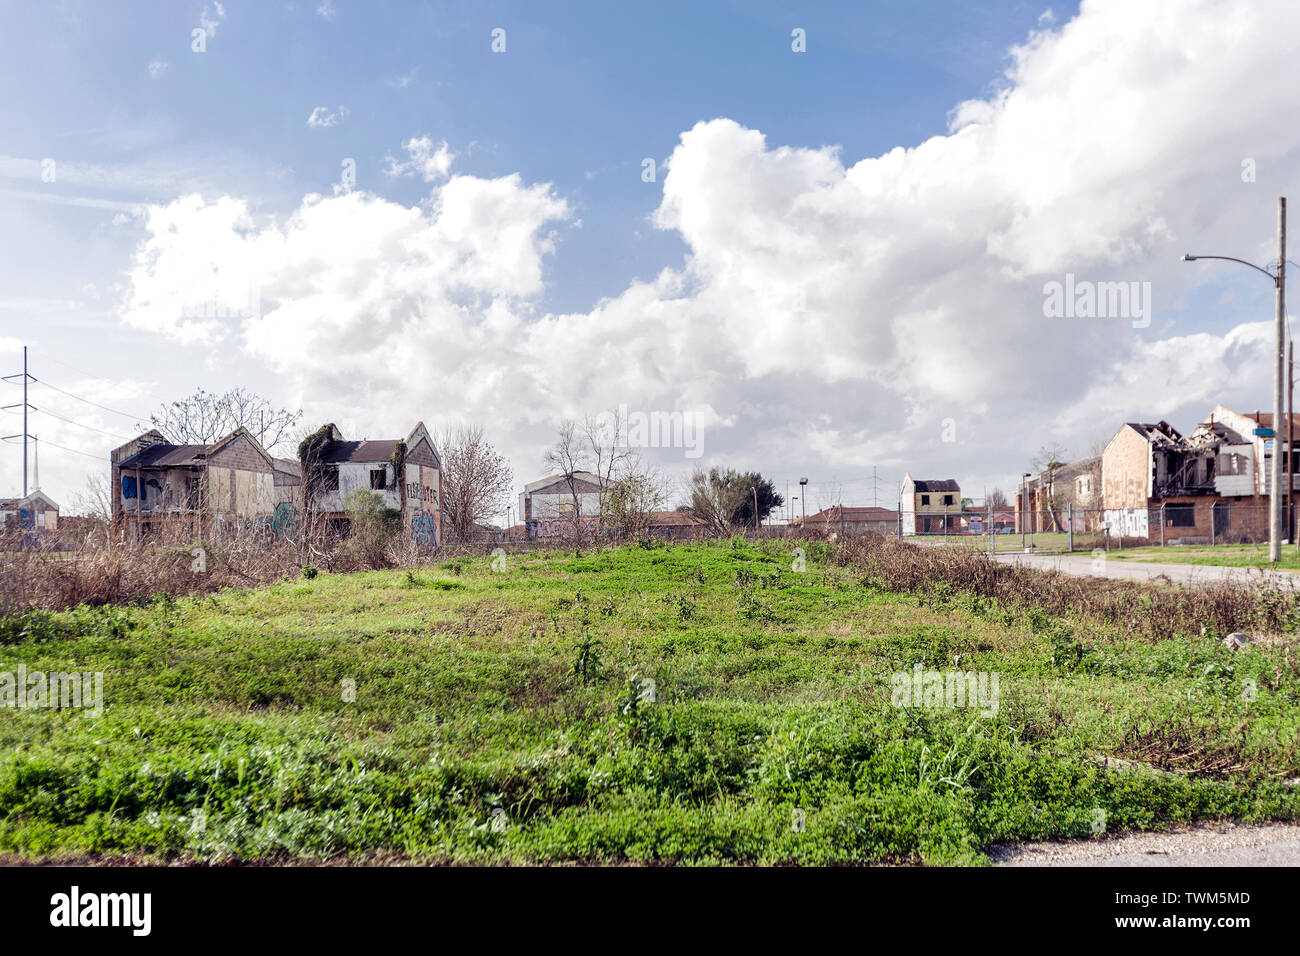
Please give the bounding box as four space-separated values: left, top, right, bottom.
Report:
2 0 1298 518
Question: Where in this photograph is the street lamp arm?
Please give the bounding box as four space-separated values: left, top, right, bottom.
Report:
1182 253 1280 285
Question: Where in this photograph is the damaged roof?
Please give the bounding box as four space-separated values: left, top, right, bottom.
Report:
1125 421 1183 445
116 443 208 469
319 440 401 463
911 478 960 492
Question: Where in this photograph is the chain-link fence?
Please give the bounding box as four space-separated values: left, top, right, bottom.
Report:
902 502 1291 552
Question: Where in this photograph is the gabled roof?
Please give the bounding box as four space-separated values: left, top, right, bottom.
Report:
646 510 706 527
0 490 60 511
116 443 208 469
524 472 605 494
116 426 274 470
803 505 899 523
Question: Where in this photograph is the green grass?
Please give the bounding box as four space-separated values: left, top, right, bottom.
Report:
1 539 1297 865
1107 542 1300 570
920 532 1080 553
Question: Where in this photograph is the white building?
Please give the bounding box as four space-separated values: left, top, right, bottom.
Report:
519 471 604 538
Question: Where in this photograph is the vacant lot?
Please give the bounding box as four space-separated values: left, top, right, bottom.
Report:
1 538 1297 865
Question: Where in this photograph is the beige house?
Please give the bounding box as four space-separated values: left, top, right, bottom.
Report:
899 474 961 535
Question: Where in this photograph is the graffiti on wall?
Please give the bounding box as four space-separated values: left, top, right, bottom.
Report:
244 502 299 538
411 509 436 545
404 462 439 545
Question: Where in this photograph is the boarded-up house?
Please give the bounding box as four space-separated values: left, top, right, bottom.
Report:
0 490 60 534
111 427 277 541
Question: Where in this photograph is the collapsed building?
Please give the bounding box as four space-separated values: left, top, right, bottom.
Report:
1100 405 1295 541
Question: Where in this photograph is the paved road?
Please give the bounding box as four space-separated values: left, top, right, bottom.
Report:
993 822 1300 866
990 551 1300 588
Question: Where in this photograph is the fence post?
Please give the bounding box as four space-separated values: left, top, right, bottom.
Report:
1160 503 1165 548
1067 502 1074 553
1210 501 1216 547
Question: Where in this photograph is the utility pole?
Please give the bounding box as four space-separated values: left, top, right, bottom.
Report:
1272 198 1287 562
1183 197 1289 561
753 485 760 532
2 345 36 496
1288 341 1294 545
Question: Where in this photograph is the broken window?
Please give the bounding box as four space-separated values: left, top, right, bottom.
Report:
942 494 953 505
1165 504 1195 527
920 494 930 505
370 468 387 490
324 468 339 491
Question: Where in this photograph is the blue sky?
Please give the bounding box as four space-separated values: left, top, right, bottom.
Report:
3 0 1297 514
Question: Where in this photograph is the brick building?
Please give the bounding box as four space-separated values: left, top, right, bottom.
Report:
1098 406 1294 543
798 505 900 535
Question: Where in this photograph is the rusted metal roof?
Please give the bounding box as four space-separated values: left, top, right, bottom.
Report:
116 444 207 468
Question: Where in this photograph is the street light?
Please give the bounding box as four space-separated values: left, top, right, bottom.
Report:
1183 197 1287 561
1021 472 1032 549
799 477 808 525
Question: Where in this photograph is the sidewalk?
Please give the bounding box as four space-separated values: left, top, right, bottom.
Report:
990 550 1300 588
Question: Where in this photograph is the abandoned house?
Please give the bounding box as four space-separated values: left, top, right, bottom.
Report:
899 474 962 535
110 427 284 541
1099 405 1298 542
1016 456 1102 533
0 490 59 534
298 422 441 545
518 471 605 539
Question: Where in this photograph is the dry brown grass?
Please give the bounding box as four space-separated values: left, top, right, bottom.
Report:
833 532 1300 641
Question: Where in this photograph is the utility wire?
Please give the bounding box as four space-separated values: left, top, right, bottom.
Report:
27 405 130 441
30 377 147 422
1 434 103 461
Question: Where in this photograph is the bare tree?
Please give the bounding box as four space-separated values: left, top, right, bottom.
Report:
543 419 593 542
1032 443 1071 532
986 488 1010 509
71 471 113 546
816 479 843 516
583 409 635 528
144 387 303 452
437 425 514 542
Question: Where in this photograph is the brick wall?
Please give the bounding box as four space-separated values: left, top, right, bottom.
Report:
1102 425 1150 510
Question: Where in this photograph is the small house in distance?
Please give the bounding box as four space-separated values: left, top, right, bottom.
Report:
900 474 961 535
798 505 899 535
518 471 605 539
0 490 59 533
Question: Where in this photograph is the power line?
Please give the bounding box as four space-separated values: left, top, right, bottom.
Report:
1 434 102 461
30 378 147 422
25 405 130 441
